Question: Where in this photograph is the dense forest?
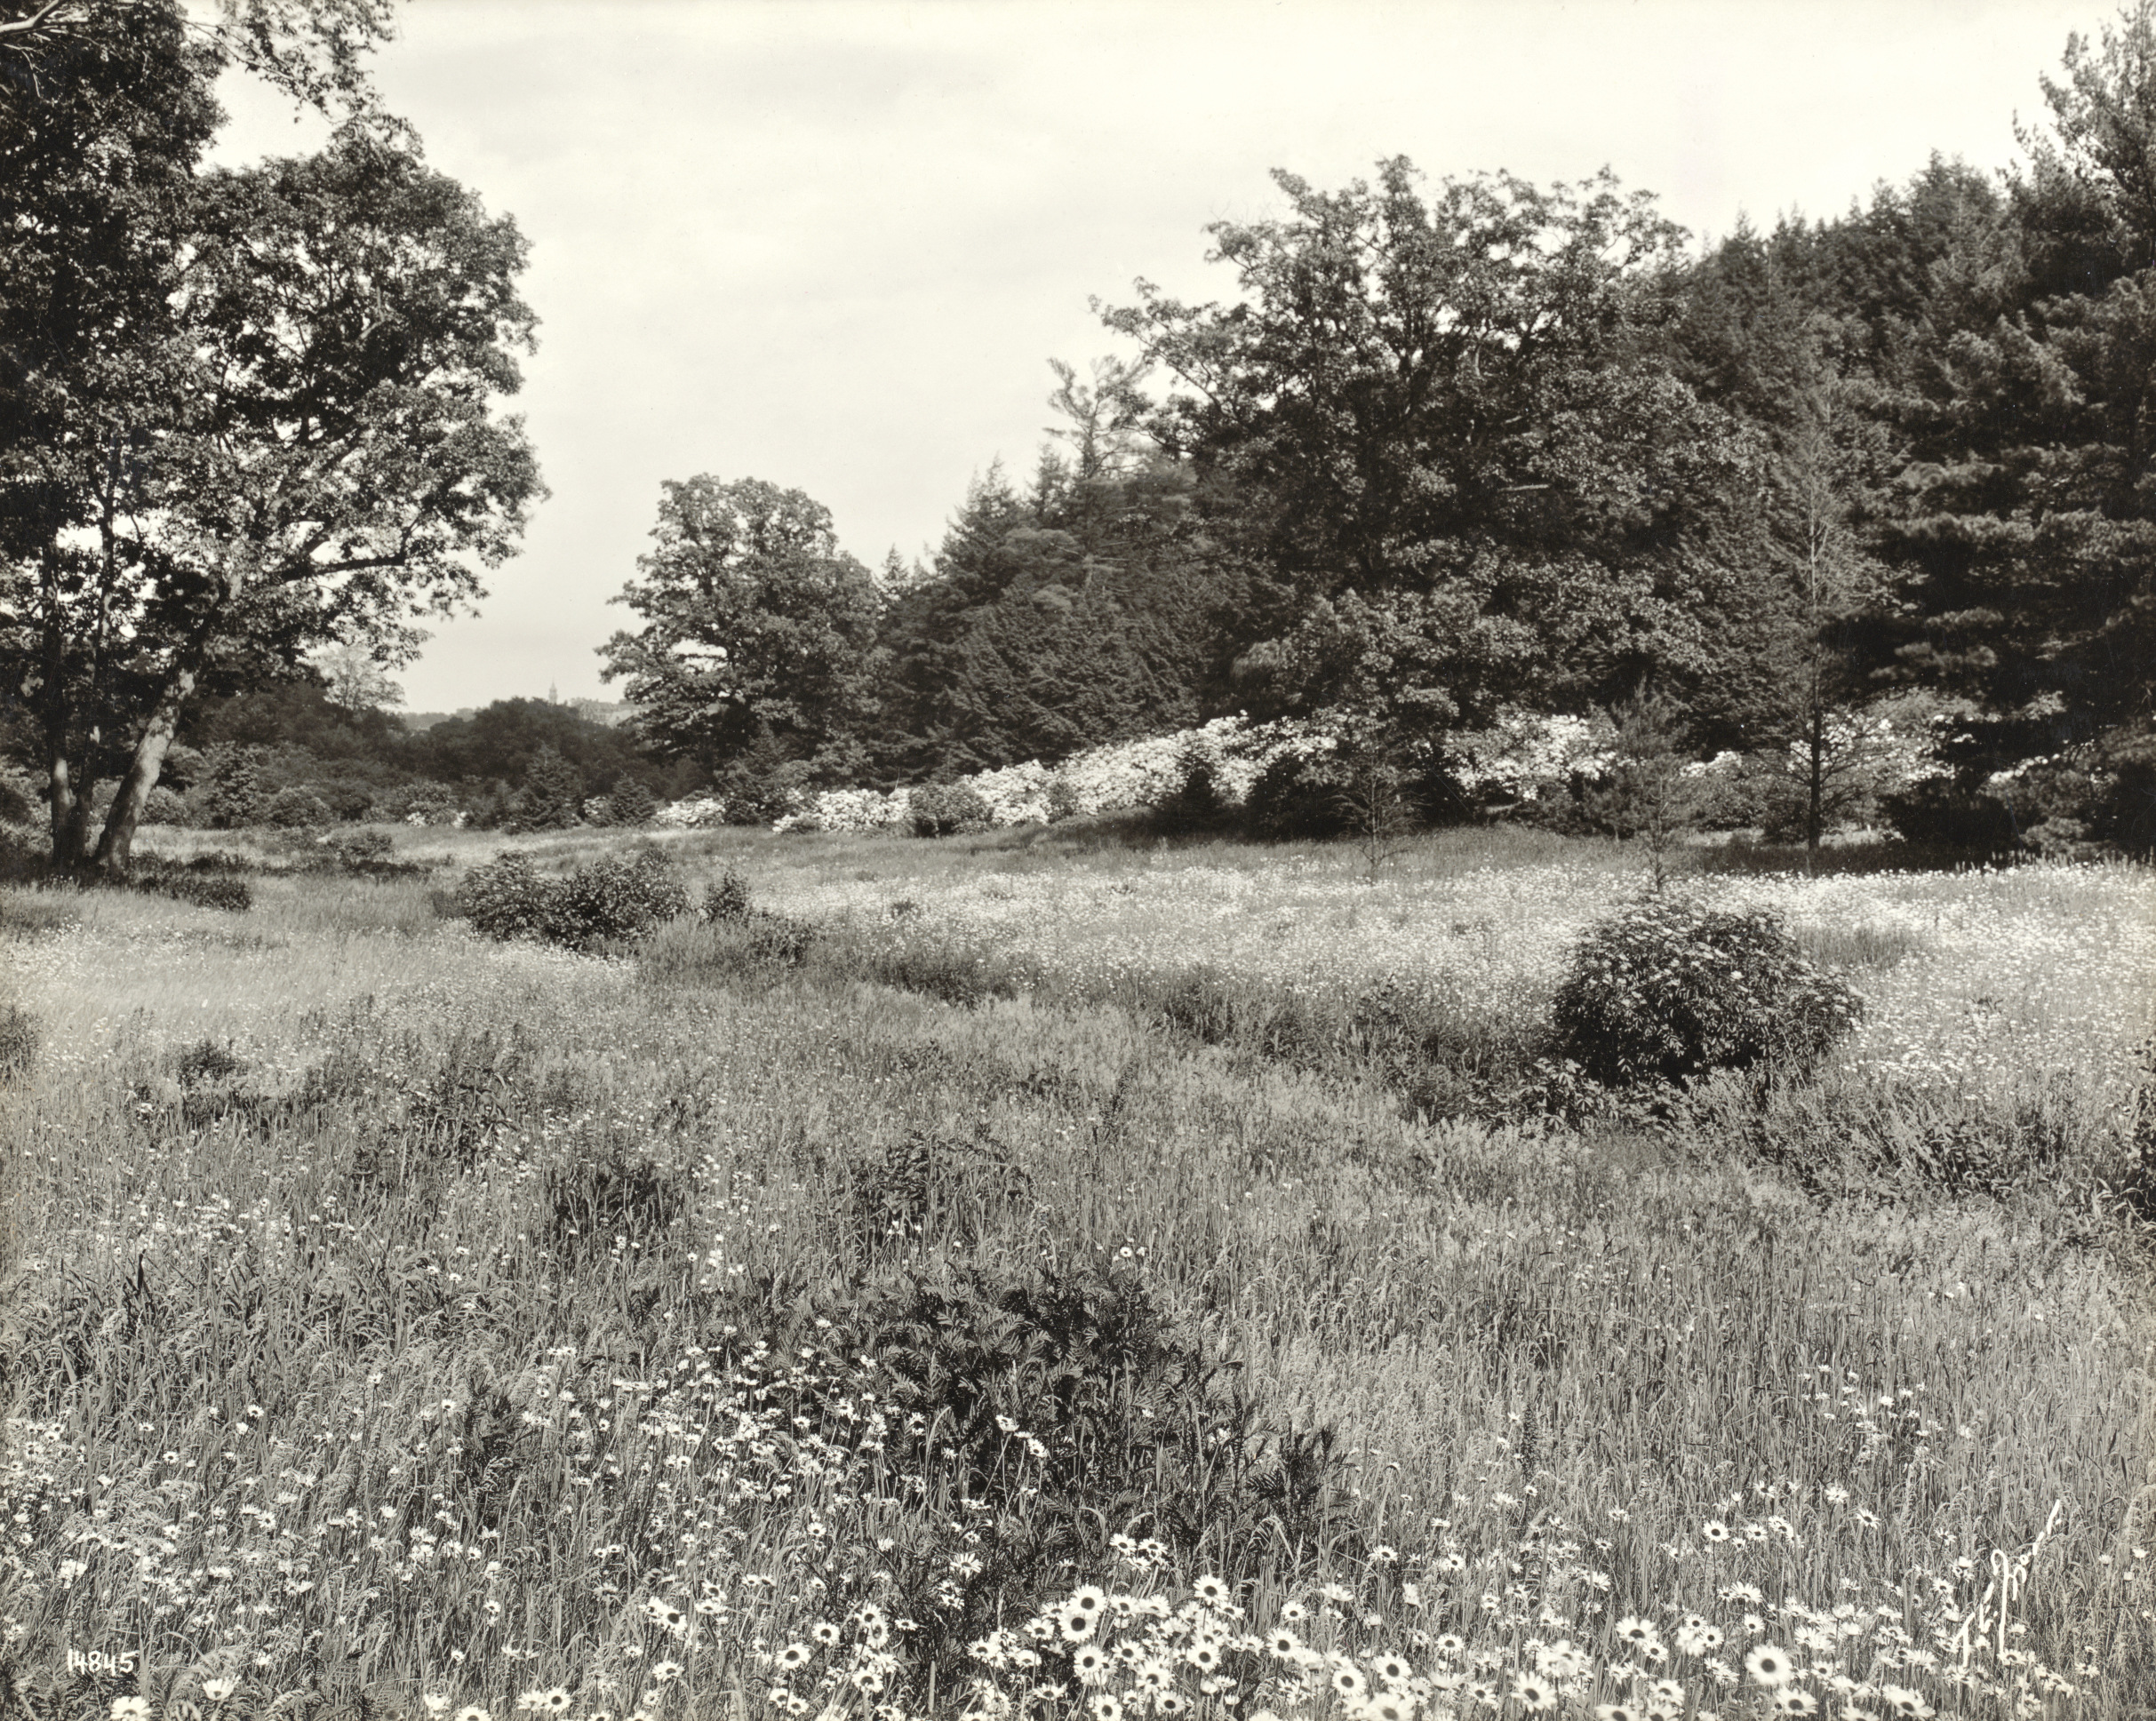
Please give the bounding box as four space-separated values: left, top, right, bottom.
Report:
7 5 2154 853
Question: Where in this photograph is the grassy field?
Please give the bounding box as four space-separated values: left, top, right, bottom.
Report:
2 819 2152 1721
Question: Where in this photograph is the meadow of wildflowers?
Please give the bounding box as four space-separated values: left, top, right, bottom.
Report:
0 818 2150 1721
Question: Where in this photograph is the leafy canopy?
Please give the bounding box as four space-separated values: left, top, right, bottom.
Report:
598 475 883 772
1102 157 1753 743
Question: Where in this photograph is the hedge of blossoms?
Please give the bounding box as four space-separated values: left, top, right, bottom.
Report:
654 705 1958 836
652 794 728 830
755 716 1345 836
1449 711 1618 801
1686 705 1953 800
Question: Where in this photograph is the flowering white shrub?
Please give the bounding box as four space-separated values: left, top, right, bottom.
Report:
967 760 1056 825
653 795 727 830
1675 702 1958 837
758 717 1341 835
1026 716 1337 822
1765 706 1952 798
683 701 1967 838
1449 709 1617 801
778 787 911 835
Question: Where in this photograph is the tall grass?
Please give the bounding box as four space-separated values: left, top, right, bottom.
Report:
0 821 2148 1719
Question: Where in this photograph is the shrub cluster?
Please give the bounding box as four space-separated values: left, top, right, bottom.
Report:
698 1262 1351 1698
0 1000 38 1080
1550 894 1864 1089
908 780 993 838
128 857 254 912
700 869 752 924
456 849 688 952
263 785 333 828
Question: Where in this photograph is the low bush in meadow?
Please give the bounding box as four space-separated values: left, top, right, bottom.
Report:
910 781 994 839
127 856 255 912
1550 893 1864 1089
459 847 689 951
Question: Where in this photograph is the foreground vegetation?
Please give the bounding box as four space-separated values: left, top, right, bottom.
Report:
1 820 2151 1721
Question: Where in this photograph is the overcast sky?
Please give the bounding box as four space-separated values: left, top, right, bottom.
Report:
208 0 2092 713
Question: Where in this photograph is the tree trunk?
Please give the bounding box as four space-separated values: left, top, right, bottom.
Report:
36 541 93 866
89 657 197 881
1805 705 1825 874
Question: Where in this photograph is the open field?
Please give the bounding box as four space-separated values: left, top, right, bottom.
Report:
2 822 2152 1721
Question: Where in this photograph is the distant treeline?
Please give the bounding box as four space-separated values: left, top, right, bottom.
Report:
586 18 2156 856
12 11 2153 856
0 688 696 832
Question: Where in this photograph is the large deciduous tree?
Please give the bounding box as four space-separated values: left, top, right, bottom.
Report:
1101 157 1753 749
1 0 220 860
3 123 543 873
3 0 543 873
597 476 884 779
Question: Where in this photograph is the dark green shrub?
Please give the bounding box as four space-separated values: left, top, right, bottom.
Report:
0 826 48 886
544 850 690 950
1880 779 2019 852
312 777 379 822
604 774 657 827
0 1001 38 1080
456 853 554 942
1150 741 1228 835
170 875 253 912
331 829 395 868
1241 751 1353 840
511 745 586 831
701 868 752 923
1551 895 1863 1088
908 780 993 838
130 859 252 912
715 755 807 827
264 785 332 828
1045 772 1082 823
196 745 270 829
0 772 36 825
141 785 190 826
545 1145 689 1261
458 849 689 952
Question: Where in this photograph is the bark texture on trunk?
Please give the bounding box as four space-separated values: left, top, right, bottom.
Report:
36 541 87 864
90 657 198 880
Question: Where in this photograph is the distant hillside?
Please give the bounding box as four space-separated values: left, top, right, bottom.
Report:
398 709 475 732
